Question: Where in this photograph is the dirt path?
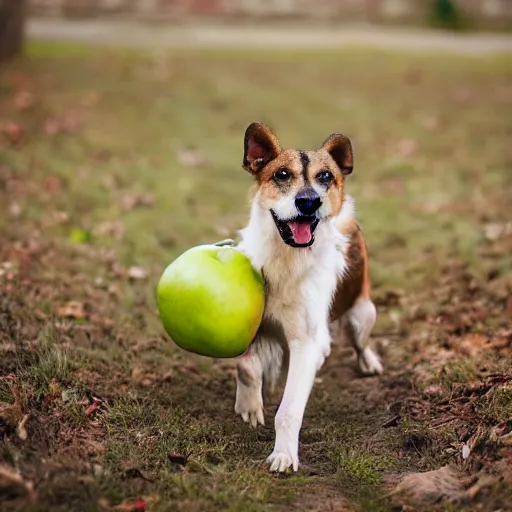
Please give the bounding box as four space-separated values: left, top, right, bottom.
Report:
28 18 512 54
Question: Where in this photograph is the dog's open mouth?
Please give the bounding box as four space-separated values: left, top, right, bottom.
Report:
270 211 320 248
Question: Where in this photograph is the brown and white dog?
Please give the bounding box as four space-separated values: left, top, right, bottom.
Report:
234 122 383 473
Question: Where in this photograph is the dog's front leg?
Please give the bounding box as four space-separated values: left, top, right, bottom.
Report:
266 339 323 472
235 342 264 428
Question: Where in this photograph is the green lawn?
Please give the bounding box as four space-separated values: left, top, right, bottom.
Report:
0 42 511 512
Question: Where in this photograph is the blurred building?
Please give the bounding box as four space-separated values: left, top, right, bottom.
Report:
28 0 512 27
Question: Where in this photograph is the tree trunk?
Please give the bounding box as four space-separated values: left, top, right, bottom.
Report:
0 0 26 62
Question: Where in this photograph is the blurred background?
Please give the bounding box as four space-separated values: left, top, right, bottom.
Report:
1 2 511 512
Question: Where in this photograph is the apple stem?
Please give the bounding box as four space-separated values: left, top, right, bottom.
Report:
213 239 236 247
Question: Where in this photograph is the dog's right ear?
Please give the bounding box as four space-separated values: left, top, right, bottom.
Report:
243 122 282 174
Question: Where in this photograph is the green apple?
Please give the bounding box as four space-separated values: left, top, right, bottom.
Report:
157 244 265 358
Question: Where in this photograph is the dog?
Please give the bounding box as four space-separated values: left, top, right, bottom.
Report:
233 122 383 473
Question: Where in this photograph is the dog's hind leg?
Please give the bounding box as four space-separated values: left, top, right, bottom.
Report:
235 337 283 428
342 298 383 375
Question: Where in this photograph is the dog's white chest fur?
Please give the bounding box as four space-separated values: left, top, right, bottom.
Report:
238 192 352 341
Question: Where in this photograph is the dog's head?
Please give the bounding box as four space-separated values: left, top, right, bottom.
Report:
242 122 354 248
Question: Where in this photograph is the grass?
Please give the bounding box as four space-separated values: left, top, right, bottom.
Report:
0 40 511 511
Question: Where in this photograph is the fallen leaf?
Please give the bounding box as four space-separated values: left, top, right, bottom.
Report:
8 202 22 218
160 370 173 382
57 301 87 319
53 211 69 224
0 377 23 425
395 138 418 158
483 222 512 241
17 414 29 441
44 175 62 194
175 147 205 167
70 228 93 244
81 91 101 107
43 118 61 136
85 399 102 417
128 266 147 280
13 90 34 110
453 87 473 104
131 366 155 387
463 474 499 500
453 334 489 357
0 122 24 143
423 384 447 396
420 115 439 131
168 453 189 466
392 465 464 507
490 419 512 445
94 221 124 240
0 464 35 500
48 379 62 396
121 193 154 211
99 497 153 511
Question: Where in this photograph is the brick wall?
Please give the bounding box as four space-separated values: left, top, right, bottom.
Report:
28 0 512 25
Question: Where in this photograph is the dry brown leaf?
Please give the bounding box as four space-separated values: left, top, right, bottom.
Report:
392 465 465 507
9 202 22 218
396 138 418 158
85 398 104 417
0 122 24 143
45 175 62 194
121 193 154 211
463 474 499 500
12 90 34 110
99 496 157 511
420 115 439 131
452 334 489 357
423 384 447 396
490 420 512 446
94 220 125 240
57 301 87 319
81 91 101 107
43 118 61 136
16 414 29 441
131 367 155 387
0 377 23 425
0 464 35 500
484 221 512 241
175 147 205 167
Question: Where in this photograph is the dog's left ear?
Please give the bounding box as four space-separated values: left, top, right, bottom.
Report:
321 133 354 175
243 122 282 174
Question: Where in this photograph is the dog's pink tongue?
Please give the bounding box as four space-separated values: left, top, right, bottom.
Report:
288 222 312 244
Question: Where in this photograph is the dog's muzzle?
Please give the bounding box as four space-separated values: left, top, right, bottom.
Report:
271 188 322 248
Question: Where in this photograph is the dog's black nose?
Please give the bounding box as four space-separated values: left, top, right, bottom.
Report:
295 188 322 216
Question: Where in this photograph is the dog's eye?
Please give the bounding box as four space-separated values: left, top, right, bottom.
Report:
317 170 334 184
274 169 291 182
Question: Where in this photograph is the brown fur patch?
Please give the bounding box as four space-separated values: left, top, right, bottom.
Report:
306 149 345 216
330 221 371 321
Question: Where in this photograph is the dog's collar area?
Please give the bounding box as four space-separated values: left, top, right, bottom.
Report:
270 210 320 248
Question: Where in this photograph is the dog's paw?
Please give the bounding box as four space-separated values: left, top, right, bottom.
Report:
358 347 383 376
266 451 299 473
235 387 264 428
